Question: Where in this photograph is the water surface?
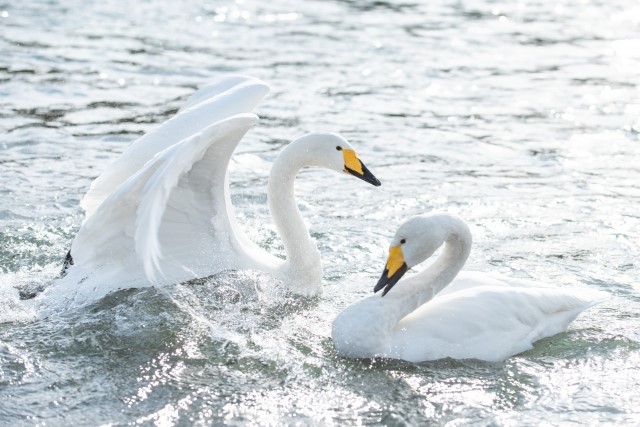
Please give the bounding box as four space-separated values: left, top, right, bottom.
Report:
1 0 639 425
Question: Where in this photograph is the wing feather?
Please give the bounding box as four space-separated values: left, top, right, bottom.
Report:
396 286 606 362
81 76 269 219
71 113 259 285
178 75 261 112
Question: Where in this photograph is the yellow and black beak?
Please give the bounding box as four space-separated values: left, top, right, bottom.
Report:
342 148 381 187
374 245 408 296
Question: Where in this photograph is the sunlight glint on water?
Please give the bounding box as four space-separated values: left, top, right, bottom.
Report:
1 0 640 425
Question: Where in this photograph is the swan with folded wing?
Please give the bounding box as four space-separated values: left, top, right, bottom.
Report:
332 213 606 362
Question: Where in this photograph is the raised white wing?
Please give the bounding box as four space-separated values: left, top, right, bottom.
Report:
81 75 269 219
178 75 263 112
71 113 260 285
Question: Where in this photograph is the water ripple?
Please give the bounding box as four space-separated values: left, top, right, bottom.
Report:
1 0 640 424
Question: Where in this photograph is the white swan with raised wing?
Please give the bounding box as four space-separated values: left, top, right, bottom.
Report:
50 76 380 306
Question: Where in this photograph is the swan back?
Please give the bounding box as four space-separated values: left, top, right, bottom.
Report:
391 285 606 362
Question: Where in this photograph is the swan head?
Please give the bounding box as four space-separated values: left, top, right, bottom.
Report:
374 215 448 296
294 132 381 186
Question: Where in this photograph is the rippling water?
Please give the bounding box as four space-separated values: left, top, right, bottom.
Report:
2 0 640 425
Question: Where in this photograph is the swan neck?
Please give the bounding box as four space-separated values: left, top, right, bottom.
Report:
267 142 321 289
422 221 472 297
391 216 472 323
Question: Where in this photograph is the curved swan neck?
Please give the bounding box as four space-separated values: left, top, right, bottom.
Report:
267 139 322 288
390 215 472 322
421 215 472 296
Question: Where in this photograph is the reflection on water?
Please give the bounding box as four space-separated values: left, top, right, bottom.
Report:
1 0 640 425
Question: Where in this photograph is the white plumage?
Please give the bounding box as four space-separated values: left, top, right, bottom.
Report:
81 75 269 220
43 76 380 308
332 213 606 362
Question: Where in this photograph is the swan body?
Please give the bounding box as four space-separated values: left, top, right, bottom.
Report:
332 213 606 362
50 76 380 306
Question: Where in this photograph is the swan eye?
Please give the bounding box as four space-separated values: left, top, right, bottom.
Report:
336 146 342 151
400 239 406 244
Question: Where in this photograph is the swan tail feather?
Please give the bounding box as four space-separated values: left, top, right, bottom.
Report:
524 289 608 342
